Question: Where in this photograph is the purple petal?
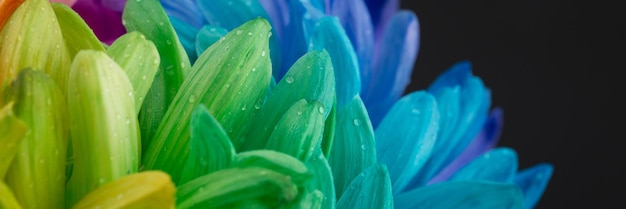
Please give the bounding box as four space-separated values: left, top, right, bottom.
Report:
100 0 125 11
427 107 504 184
362 11 419 127
258 0 289 40
72 0 126 44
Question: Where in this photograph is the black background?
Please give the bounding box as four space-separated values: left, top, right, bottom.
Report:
401 0 623 208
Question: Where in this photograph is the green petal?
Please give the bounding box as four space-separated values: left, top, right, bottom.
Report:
179 104 236 185
176 167 298 209
142 18 272 182
73 171 175 209
304 148 336 209
0 181 22 209
235 150 312 186
241 50 335 151
66 50 139 206
0 0 70 91
0 102 27 179
265 99 326 162
123 0 191 146
328 95 377 198
51 2 105 59
106 31 160 114
336 164 393 209
2 69 68 209
321 100 337 157
195 25 228 56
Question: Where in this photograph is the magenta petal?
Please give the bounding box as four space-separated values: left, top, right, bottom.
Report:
72 0 126 44
427 107 504 184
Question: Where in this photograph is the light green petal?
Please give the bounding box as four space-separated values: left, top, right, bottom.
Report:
0 102 27 179
51 2 105 59
0 181 22 209
178 104 235 185
235 150 312 186
106 31 160 114
123 0 191 147
72 171 175 209
142 18 272 182
328 95 377 198
176 167 298 209
66 50 139 206
0 0 70 92
2 69 68 209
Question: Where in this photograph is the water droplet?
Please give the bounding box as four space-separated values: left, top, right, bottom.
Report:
125 119 130 125
353 119 360 126
248 32 253 36
236 30 243 35
254 101 262 109
318 106 325 114
297 111 303 115
166 40 172 45
251 67 257 72
241 105 247 111
412 109 421 115
261 50 266 57
189 95 197 103
285 76 294 84
117 194 124 200
142 75 147 80
361 145 366 150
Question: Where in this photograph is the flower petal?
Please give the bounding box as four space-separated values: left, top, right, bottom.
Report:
258 0 289 40
122 0 191 148
0 181 22 209
376 91 439 194
0 0 71 91
363 11 419 127
447 147 518 183
235 150 312 186
3 69 68 209
176 167 299 208
106 31 160 113
52 2 105 59
515 163 554 209
395 181 524 209
241 50 335 151
71 0 125 44
169 16 200 63
428 108 504 184
0 102 27 179
195 25 228 57
336 164 393 209
65 50 139 206
142 18 272 182
309 16 361 107
196 0 281 72
161 0 205 28
304 148 336 209
178 104 236 185
73 171 175 209
331 0 374 94
0 0 24 29
328 95 377 198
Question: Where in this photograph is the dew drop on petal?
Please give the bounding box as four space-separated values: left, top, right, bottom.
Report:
285 76 294 84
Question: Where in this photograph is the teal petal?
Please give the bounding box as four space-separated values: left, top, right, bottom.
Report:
305 148 336 209
195 25 228 57
515 163 554 209
396 181 524 209
178 104 236 185
376 91 439 194
170 16 199 63
328 95 377 198
309 16 361 107
336 164 393 209
196 0 281 72
448 147 518 183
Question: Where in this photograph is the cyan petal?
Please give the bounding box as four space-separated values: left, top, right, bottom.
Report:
336 164 393 209
427 61 472 95
331 0 374 92
196 0 281 72
161 0 206 28
375 91 439 194
169 16 199 63
428 108 504 184
447 147 518 183
362 11 419 127
515 163 554 209
395 181 524 209
195 25 228 57
328 95 377 198
309 16 361 107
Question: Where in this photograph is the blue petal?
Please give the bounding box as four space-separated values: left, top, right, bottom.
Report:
395 181 524 209
375 91 439 194
195 25 228 57
258 0 290 40
308 16 361 107
161 0 206 28
196 0 281 71
362 11 419 127
336 164 394 209
515 163 554 209
331 0 375 93
406 63 491 189
169 16 200 63
448 147 518 183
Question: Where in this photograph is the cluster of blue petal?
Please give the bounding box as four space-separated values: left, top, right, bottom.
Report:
159 0 553 208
